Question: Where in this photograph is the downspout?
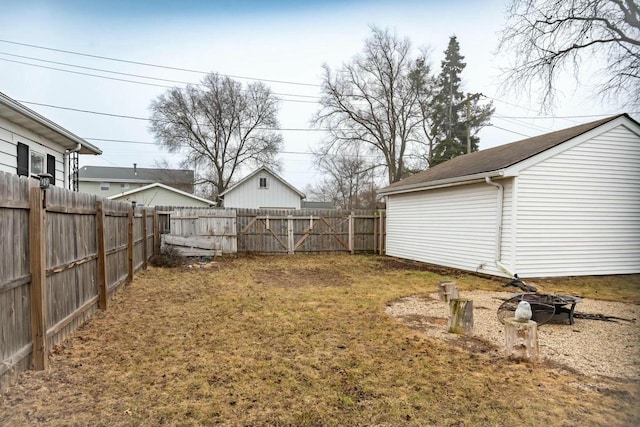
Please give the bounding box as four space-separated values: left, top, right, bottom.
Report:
64 143 82 190
485 177 508 274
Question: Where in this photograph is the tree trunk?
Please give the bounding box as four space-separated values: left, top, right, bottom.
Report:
448 298 473 335
504 319 539 361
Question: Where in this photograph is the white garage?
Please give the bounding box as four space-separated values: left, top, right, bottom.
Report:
378 114 640 278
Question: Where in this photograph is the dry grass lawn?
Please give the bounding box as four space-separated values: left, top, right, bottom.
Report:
1 254 638 426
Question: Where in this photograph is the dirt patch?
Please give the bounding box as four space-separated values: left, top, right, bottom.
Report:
253 268 352 288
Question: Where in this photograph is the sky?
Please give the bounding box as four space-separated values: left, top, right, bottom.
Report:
0 0 632 194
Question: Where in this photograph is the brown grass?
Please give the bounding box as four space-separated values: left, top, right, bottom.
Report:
1 254 638 426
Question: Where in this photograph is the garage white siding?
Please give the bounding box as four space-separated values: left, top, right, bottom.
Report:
386 182 509 274
515 124 640 277
223 169 302 209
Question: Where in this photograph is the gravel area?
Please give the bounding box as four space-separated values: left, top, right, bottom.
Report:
385 290 640 381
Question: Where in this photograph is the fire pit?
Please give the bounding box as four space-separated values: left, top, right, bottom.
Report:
497 293 583 325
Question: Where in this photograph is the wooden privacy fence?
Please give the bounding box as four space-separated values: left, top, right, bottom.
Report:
0 172 156 389
158 207 386 255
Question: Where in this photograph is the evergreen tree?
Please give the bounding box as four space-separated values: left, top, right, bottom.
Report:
430 36 493 167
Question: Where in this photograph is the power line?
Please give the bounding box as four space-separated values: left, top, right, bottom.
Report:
0 51 322 100
84 137 326 157
488 124 531 138
0 38 321 87
16 99 332 130
494 113 638 119
0 58 319 104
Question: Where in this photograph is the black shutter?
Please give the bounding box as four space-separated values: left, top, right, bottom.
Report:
17 142 29 176
47 154 56 186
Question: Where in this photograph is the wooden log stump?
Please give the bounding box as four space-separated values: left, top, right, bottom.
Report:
504 319 539 361
448 298 473 334
437 281 459 303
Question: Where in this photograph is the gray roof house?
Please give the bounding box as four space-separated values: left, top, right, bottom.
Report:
379 114 640 278
79 164 194 198
0 91 101 189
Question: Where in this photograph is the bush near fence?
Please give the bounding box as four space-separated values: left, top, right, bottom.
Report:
0 172 156 389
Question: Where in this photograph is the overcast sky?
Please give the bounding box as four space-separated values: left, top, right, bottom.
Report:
0 0 631 192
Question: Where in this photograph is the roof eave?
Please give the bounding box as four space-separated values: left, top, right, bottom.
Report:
378 170 507 196
0 92 102 155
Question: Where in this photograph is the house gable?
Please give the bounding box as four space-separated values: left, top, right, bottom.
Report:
220 167 305 209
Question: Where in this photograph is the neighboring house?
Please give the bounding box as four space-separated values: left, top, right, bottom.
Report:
108 182 215 207
0 91 102 189
378 114 640 278
219 166 305 209
79 164 194 197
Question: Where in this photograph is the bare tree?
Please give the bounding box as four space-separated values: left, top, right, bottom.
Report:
498 0 640 110
308 148 380 210
149 73 283 199
314 27 434 184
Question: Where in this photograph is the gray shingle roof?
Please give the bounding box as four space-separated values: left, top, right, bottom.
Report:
79 165 193 183
380 114 632 194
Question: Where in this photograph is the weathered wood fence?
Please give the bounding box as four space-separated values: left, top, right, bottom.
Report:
0 172 156 389
157 207 386 255
1 172 387 389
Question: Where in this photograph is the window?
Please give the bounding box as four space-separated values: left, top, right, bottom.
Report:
259 177 268 188
100 182 110 190
30 151 45 176
16 143 56 185
121 183 130 190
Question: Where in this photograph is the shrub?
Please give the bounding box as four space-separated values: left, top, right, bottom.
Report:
150 246 185 268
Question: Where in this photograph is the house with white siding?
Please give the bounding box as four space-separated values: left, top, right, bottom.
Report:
108 182 215 207
378 114 640 278
79 164 194 197
220 166 305 209
0 91 101 189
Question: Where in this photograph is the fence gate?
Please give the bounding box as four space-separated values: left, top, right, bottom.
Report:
236 208 381 254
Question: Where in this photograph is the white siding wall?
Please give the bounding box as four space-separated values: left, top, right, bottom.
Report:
223 171 302 209
515 124 640 277
386 181 511 275
110 187 211 207
0 117 64 187
79 181 147 197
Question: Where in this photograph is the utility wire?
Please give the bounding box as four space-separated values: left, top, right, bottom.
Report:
0 58 319 104
0 51 322 100
0 38 321 87
488 124 531 138
16 99 333 130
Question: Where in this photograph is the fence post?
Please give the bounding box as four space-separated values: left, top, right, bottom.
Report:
153 208 160 255
287 215 294 254
373 212 378 253
96 200 108 310
29 186 48 370
142 208 148 270
348 212 354 254
378 209 385 255
128 205 134 282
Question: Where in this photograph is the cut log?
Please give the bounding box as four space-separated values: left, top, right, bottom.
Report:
437 281 459 303
448 299 473 335
504 319 539 361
